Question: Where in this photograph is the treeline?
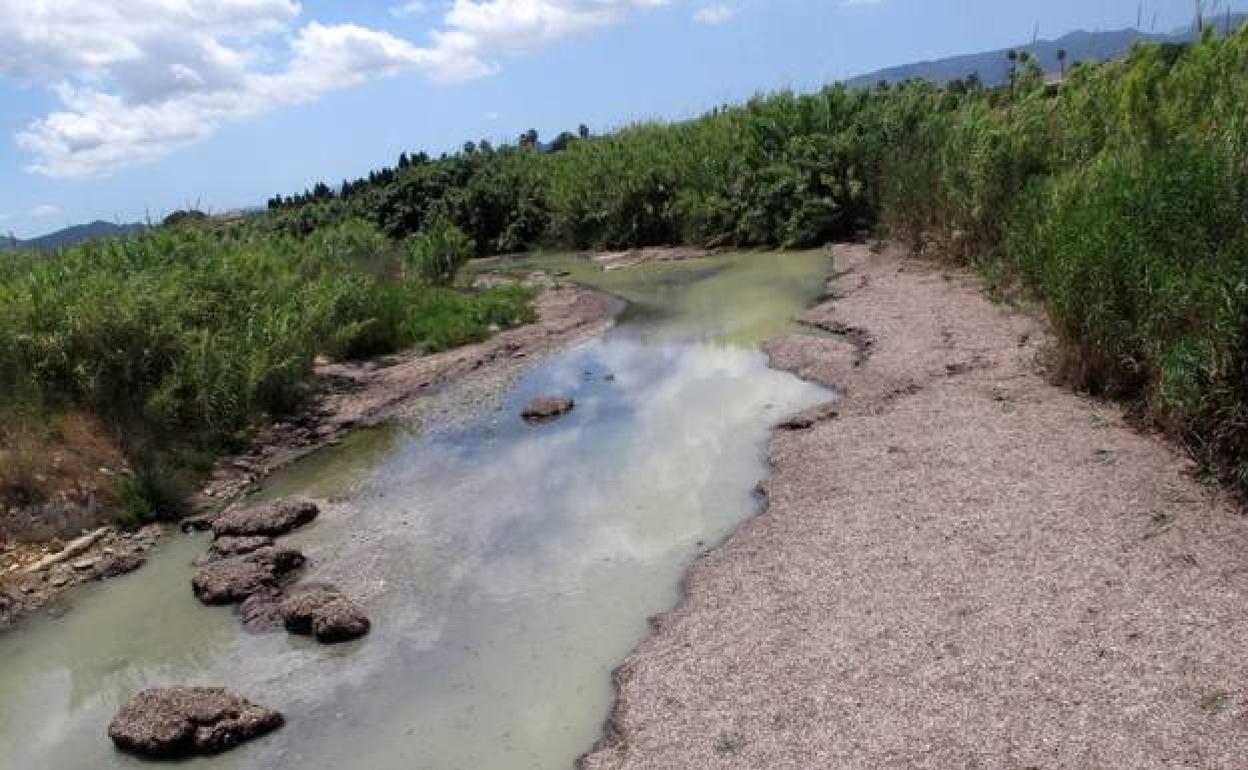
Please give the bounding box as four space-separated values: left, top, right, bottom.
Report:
258 27 1248 488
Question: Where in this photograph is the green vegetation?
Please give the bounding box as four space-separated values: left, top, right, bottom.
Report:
0 221 532 520
5 26 1248 524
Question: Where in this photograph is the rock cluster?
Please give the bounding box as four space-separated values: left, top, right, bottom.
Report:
108 499 372 757
188 498 371 644
108 687 283 758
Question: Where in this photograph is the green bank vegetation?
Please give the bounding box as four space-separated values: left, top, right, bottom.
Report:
0 221 531 522
4 26 1247 526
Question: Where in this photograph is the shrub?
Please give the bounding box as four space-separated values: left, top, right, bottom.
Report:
406 217 474 286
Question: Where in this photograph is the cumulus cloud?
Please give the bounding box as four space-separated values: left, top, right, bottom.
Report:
422 0 669 81
1 0 668 177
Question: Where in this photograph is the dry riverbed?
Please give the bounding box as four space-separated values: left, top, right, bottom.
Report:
582 243 1248 770
0 282 618 629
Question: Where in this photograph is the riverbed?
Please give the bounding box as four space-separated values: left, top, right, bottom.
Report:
0 250 831 770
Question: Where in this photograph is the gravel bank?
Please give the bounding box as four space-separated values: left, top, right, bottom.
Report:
581 243 1248 770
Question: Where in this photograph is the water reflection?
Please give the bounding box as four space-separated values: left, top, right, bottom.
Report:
0 250 831 770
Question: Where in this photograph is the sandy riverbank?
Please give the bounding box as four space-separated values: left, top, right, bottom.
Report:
581 243 1248 769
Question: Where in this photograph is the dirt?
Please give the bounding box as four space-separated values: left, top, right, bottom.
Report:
0 282 619 630
581 243 1248 770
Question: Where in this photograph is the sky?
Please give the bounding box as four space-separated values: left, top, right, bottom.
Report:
0 0 1209 239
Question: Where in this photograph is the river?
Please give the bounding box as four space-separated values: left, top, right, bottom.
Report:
0 249 831 770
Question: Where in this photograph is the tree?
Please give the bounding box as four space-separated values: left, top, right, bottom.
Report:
519 129 540 149
549 131 578 153
578 124 591 140
1057 48 1068 76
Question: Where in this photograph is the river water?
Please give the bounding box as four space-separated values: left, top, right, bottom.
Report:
0 250 831 770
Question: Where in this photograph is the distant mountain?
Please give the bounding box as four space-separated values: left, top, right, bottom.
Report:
1 221 146 253
845 15 1248 89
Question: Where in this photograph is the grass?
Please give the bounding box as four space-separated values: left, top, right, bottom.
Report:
0 220 533 525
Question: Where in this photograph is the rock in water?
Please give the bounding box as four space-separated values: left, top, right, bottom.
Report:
281 584 371 643
108 687 283 758
211 498 319 538
522 396 575 422
191 547 305 605
93 554 145 581
238 588 285 632
193 535 275 566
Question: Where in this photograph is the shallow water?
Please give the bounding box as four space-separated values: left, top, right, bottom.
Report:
0 250 830 770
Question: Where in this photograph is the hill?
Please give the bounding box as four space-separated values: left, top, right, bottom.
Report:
1 221 146 253
844 15 1247 88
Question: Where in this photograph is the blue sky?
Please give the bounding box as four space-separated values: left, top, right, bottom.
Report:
0 0 1204 239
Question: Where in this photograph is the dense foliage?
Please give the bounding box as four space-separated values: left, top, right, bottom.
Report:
0 221 532 516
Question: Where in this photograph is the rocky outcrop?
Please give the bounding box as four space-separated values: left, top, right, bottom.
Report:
522 396 575 422
108 687 283 758
281 584 370 643
191 547 305 605
211 499 319 538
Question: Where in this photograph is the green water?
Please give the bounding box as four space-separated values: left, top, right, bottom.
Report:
0 249 831 770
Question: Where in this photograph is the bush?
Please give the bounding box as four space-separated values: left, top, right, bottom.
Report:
406 217 474 286
0 220 533 470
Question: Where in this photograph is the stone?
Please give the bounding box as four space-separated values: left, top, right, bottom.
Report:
522 396 575 422
94 554 145 580
237 588 285 633
72 557 99 571
281 584 371 643
193 535 274 566
191 548 305 605
108 687 283 758
211 499 319 538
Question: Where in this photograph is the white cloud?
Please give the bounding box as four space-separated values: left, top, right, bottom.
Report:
29 204 61 217
421 0 670 81
693 4 735 24
390 1 431 18
2 0 668 178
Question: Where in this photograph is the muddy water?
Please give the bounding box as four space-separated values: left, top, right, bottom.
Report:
0 250 831 770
